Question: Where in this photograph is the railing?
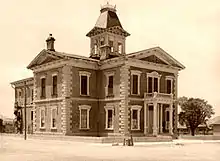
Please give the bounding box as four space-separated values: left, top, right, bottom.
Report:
144 92 173 102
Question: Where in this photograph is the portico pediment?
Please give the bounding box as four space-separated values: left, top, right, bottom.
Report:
27 49 65 69
127 47 185 70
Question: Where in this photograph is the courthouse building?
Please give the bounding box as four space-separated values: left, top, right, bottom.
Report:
11 4 185 137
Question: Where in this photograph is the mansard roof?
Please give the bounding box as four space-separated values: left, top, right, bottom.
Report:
126 46 185 70
86 4 130 37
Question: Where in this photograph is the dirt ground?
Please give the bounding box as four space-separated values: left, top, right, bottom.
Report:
0 135 220 161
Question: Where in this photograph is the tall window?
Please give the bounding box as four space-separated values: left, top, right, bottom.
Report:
79 105 91 129
105 106 114 130
31 111 33 121
79 71 91 96
131 105 142 130
51 107 57 128
147 72 161 93
52 75 57 96
31 89 34 102
40 108 45 128
109 40 114 52
165 76 173 94
148 77 153 93
105 72 115 97
41 77 46 98
108 75 113 96
154 77 158 92
131 70 141 95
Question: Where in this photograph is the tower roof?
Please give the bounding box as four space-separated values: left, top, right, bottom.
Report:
86 3 130 37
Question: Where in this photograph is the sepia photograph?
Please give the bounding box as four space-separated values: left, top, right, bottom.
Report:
0 0 220 160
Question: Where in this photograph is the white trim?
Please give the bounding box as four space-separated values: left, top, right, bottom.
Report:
165 76 174 94
40 107 46 129
104 71 115 97
79 71 91 96
131 70 142 95
79 105 91 129
131 105 142 130
104 106 114 130
51 106 57 129
146 71 161 93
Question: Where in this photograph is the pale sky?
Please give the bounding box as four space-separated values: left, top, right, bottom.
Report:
0 0 219 118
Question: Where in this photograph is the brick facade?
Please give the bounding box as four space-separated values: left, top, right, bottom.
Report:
11 4 185 137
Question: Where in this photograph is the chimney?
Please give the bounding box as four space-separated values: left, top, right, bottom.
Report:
46 34 55 51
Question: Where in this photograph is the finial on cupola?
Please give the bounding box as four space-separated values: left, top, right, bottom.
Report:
46 33 55 51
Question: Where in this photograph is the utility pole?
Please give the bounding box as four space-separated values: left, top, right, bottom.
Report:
24 81 27 140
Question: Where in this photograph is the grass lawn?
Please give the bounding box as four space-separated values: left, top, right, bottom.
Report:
0 135 219 161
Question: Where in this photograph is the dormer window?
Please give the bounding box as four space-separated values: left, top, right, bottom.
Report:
94 44 98 55
109 40 113 52
118 42 122 54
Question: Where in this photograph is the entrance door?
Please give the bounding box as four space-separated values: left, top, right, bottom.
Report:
148 105 153 134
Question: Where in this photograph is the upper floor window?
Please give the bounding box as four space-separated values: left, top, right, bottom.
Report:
131 105 142 130
52 75 58 96
41 77 46 98
31 111 33 121
104 106 114 130
31 89 34 102
165 76 174 94
146 71 161 93
109 40 114 52
105 72 115 97
118 42 122 54
79 71 91 96
79 105 91 129
51 107 57 129
131 70 141 95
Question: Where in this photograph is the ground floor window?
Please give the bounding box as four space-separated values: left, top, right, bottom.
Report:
40 108 45 128
79 105 91 129
131 105 142 130
104 106 114 130
51 107 57 129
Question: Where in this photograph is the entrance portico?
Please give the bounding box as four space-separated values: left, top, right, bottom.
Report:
144 92 174 136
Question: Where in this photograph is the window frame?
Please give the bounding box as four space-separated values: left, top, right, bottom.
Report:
131 70 141 95
104 106 114 130
131 105 142 130
52 73 58 96
146 71 161 93
79 105 91 130
79 71 91 96
51 106 57 129
118 42 122 54
40 76 46 98
40 107 46 129
104 72 115 97
165 76 174 94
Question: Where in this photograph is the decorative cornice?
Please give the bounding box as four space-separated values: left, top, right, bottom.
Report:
127 58 179 74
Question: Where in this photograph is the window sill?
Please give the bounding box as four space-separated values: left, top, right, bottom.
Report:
79 128 90 130
106 94 114 98
105 128 114 131
51 127 57 130
131 128 140 131
40 96 46 99
80 94 90 97
40 127 46 130
51 94 58 98
130 93 140 96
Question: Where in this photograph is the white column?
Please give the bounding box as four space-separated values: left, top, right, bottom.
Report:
144 101 147 135
160 104 163 133
157 104 159 133
169 103 173 135
153 102 158 136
